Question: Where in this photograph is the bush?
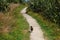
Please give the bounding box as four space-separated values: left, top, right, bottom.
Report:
28 0 60 26
0 0 9 12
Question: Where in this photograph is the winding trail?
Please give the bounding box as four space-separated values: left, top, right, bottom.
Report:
21 7 45 40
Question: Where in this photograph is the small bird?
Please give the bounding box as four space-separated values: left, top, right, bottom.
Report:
29 26 33 33
31 26 33 32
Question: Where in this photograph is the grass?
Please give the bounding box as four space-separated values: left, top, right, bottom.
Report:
0 4 30 40
28 11 60 40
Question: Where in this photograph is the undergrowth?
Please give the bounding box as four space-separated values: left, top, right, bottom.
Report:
28 11 60 40
0 4 30 40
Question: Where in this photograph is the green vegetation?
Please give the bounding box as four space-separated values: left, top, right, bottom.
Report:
0 0 30 40
28 0 60 26
0 0 25 12
28 11 60 40
6 0 24 3
1 0 60 40
27 0 60 40
0 0 9 12
0 5 30 40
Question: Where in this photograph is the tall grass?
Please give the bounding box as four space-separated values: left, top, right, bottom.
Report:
0 5 30 40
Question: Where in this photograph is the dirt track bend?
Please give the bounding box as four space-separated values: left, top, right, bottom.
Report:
21 7 45 40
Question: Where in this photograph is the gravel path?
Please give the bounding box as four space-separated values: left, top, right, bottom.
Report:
21 7 45 40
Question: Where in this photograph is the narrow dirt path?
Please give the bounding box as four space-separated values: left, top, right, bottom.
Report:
21 7 45 40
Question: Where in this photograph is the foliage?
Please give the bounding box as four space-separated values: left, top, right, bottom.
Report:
0 0 9 11
0 0 25 12
28 0 60 26
28 11 60 40
7 0 20 3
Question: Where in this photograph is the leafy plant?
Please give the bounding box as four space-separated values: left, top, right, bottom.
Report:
28 0 60 26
